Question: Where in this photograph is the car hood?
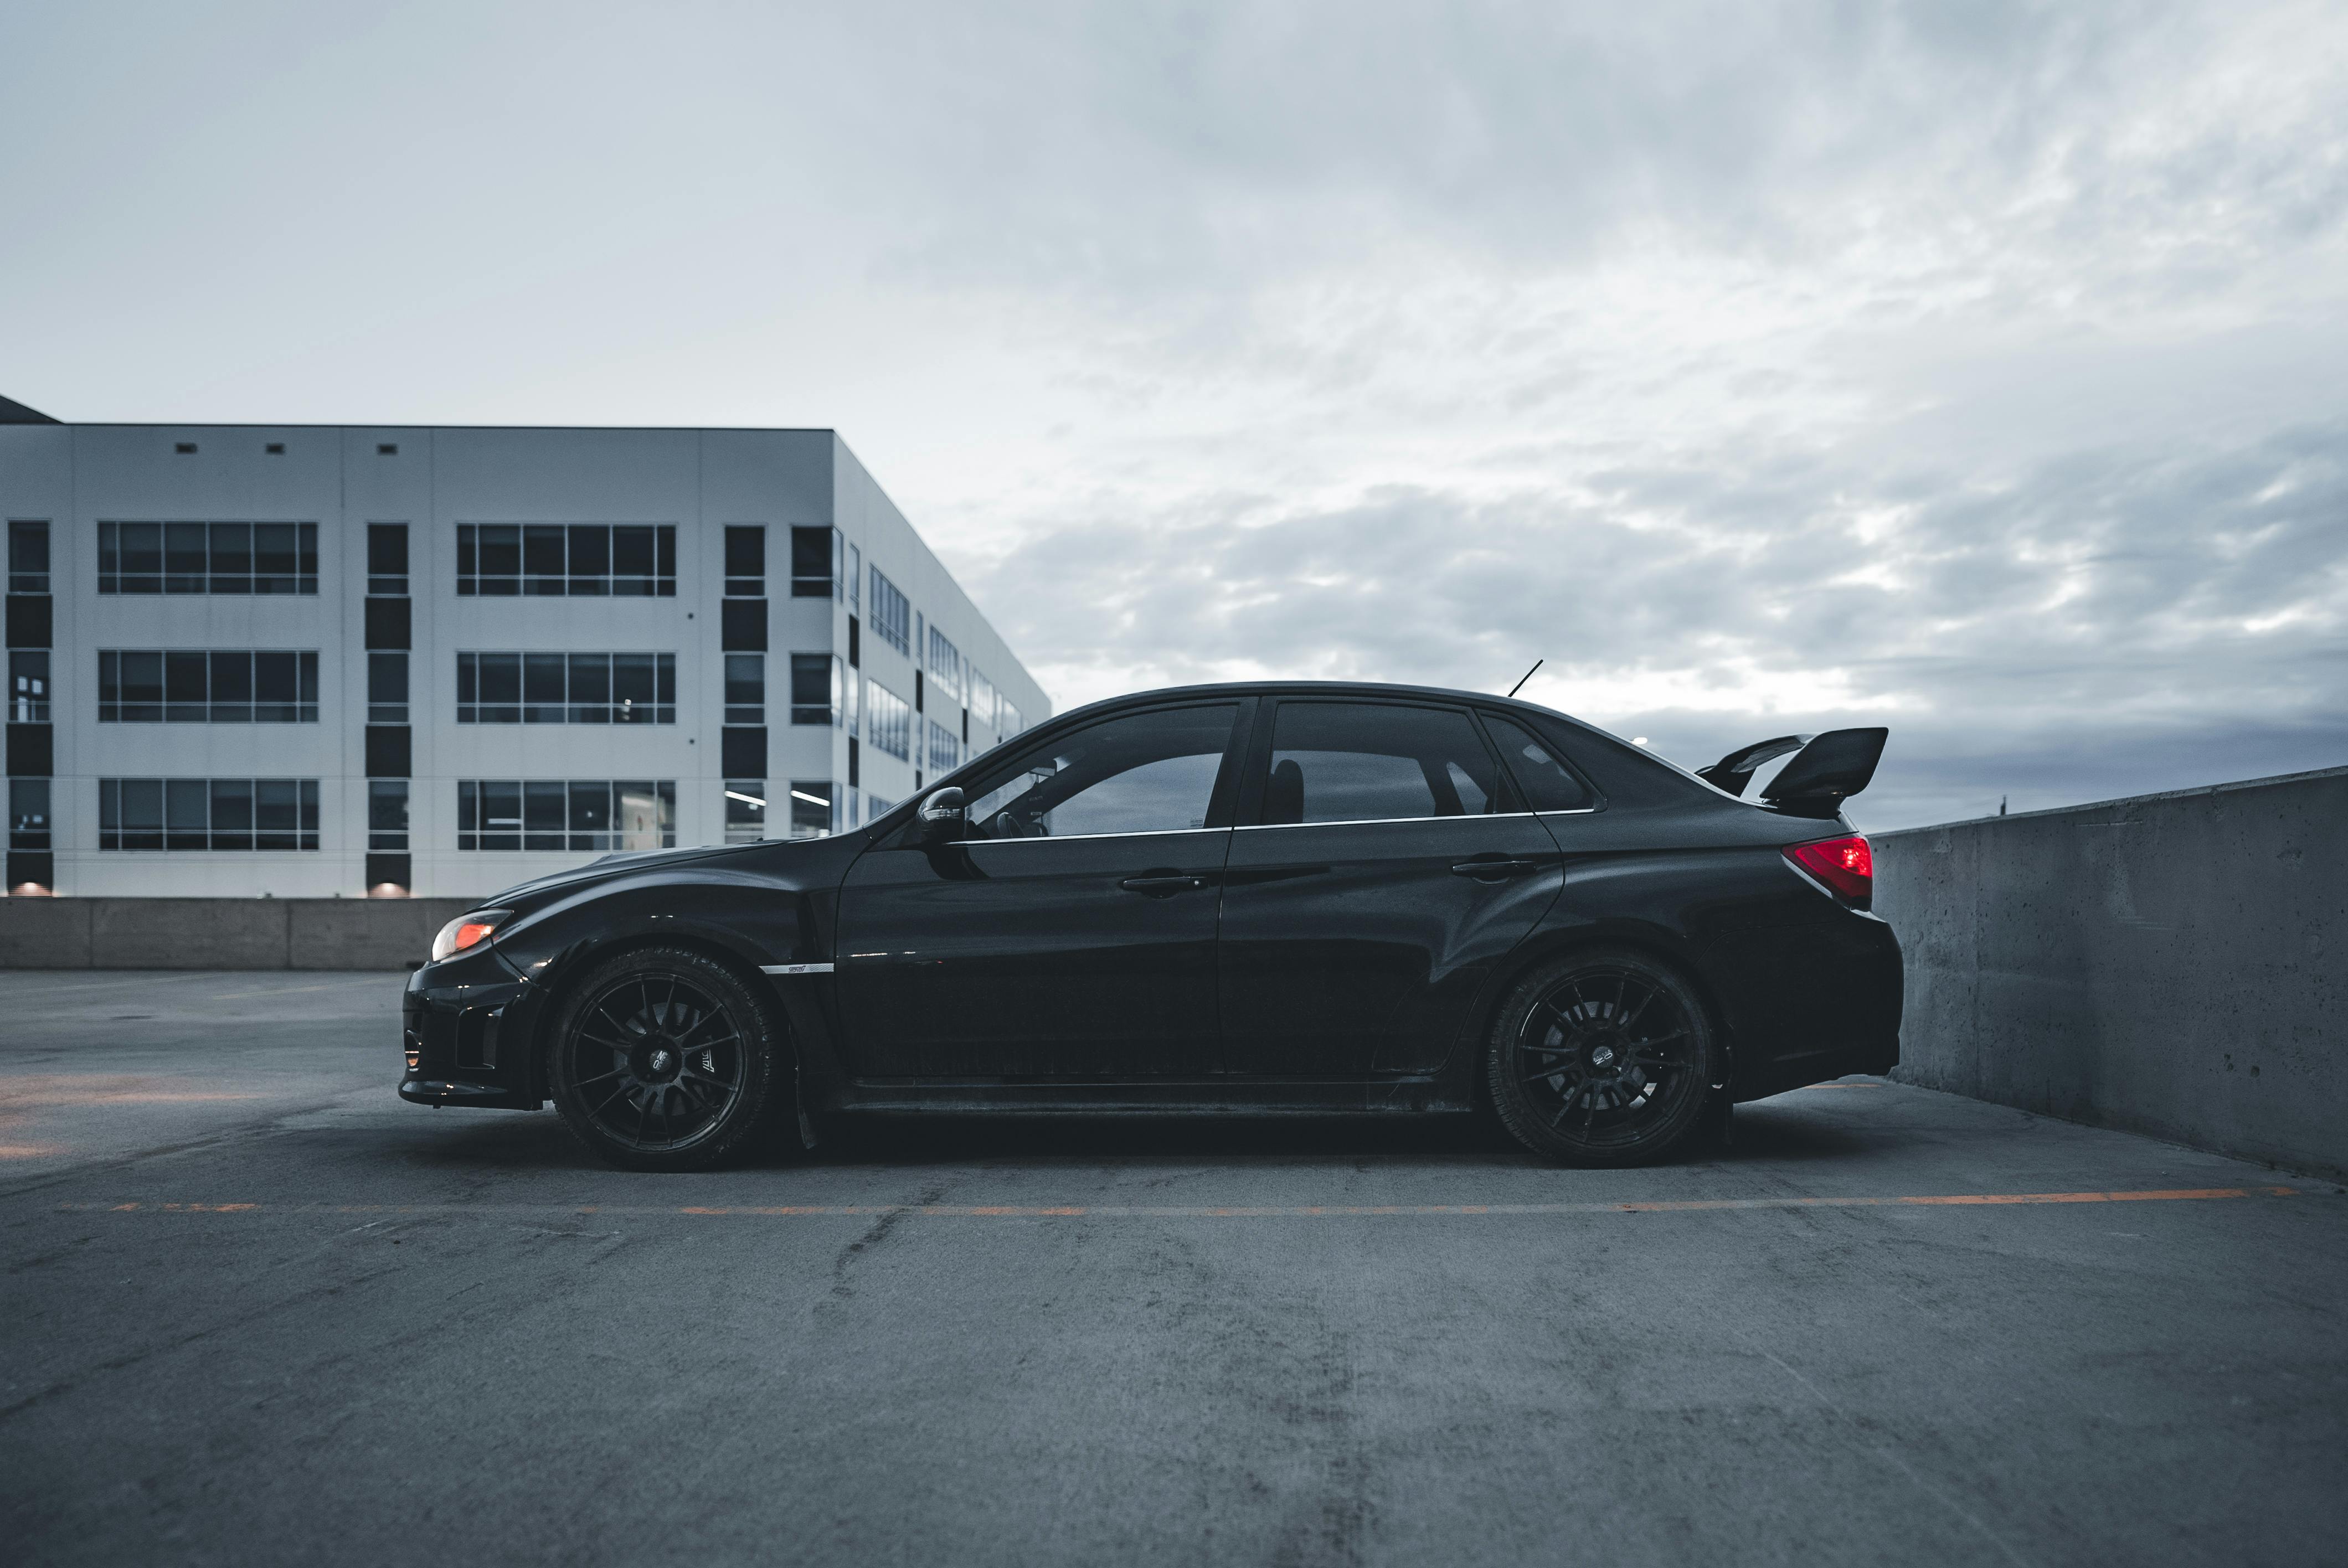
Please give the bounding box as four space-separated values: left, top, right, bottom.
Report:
480 841 774 907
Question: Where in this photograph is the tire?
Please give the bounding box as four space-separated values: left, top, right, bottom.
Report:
545 946 786 1172
1486 947 1718 1167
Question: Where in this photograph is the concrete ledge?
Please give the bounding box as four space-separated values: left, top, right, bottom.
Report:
0 898 480 971
1875 764 2348 1177
0 896 95 967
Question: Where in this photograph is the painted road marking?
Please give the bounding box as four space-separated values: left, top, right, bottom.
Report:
51 1187 2310 1219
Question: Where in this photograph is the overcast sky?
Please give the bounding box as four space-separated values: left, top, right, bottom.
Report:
4 2 2344 828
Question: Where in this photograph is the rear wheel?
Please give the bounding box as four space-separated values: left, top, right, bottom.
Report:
546 946 783 1172
1487 947 1717 1166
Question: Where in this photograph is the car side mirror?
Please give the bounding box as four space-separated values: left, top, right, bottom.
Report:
915 787 967 845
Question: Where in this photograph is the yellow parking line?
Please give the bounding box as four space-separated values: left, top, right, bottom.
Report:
55 1186 2309 1220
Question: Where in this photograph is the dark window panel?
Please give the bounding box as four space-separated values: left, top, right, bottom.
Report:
724 525 765 581
722 599 768 652
790 526 836 597
365 725 411 778
368 523 409 579
6 521 48 594
722 726 766 777
4 594 50 649
364 596 411 651
6 722 53 776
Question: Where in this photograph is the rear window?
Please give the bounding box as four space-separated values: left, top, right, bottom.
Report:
1481 714 1594 811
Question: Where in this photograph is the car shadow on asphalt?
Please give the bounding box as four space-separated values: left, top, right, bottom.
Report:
384 1092 1890 1175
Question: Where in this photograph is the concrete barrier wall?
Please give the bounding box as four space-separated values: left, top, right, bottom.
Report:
0 898 477 971
1873 764 2348 1176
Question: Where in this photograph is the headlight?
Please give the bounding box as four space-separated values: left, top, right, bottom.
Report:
430 908 516 963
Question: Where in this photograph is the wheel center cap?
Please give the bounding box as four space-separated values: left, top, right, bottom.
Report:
1590 1044 1617 1069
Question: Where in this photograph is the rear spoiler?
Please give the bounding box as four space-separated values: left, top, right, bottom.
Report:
1695 728 1888 820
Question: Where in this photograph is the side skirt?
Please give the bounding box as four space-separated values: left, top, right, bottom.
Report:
827 1077 1475 1117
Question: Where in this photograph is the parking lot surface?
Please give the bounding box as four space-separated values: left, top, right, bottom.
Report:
2 969 2344 1567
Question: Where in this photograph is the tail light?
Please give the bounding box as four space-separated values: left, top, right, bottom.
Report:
1785 835 1872 908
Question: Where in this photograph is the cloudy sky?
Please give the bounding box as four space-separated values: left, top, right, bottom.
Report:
4 2 2344 828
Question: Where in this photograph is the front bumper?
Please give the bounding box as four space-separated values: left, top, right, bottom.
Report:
400 948 542 1110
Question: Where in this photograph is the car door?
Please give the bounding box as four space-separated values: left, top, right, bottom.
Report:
835 699 1249 1080
1217 698 1565 1076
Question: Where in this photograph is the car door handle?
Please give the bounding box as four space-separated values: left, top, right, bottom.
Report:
1119 874 1207 896
1450 858 1538 880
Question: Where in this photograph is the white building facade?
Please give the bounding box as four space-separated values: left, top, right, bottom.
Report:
1 400 1048 900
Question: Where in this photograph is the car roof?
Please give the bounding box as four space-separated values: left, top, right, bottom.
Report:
1041 678 1588 731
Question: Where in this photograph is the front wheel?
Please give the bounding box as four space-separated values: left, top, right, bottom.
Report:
1486 947 1718 1167
546 947 785 1172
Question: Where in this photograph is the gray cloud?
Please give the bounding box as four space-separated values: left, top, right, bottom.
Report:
964 416 2348 826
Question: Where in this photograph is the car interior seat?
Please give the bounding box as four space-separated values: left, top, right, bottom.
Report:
1265 758 1305 825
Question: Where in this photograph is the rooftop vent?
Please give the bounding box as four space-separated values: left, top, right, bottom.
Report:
265 442 285 455
378 443 398 456
174 442 197 455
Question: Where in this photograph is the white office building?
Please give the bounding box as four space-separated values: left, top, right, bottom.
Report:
1 395 1049 899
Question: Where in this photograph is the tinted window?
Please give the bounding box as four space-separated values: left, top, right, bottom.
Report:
960 704 1239 840
1264 703 1502 824
1482 714 1595 811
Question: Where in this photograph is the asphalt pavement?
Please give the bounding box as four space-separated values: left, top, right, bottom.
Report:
2 969 2343 1567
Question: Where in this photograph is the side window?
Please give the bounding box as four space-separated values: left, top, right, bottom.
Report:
1482 714 1595 811
958 703 1240 840
1263 702 1502 824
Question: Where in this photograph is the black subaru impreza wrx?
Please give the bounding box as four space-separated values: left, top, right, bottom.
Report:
402 682 1900 1171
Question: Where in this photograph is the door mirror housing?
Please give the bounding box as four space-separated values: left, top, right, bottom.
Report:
915 786 966 845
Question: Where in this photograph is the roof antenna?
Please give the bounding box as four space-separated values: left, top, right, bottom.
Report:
1506 659 1543 699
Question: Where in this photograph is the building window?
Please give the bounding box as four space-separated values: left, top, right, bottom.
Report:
9 651 48 722
868 568 910 656
456 652 676 724
97 650 319 723
969 667 997 750
368 780 410 850
998 699 1024 739
790 653 842 725
790 526 841 599
456 779 676 852
724 654 765 724
369 652 409 724
789 781 834 838
927 627 964 707
7 521 48 594
97 522 318 595
723 781 766 843
98 778 320 851
865 679 912 761
368 523 409 596
724 526 765 596
927 718 962 775
847 545 861 614
454 523 675 597
865 793 894 819
8 778 49 850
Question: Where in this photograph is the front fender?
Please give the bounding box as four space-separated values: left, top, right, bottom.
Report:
486 860 850 1108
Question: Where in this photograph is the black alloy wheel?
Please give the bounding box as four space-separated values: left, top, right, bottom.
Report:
1486 947 1718 1167
547 946 783 1172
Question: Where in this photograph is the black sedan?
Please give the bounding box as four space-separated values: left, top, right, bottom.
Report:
402 682 1901 1170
